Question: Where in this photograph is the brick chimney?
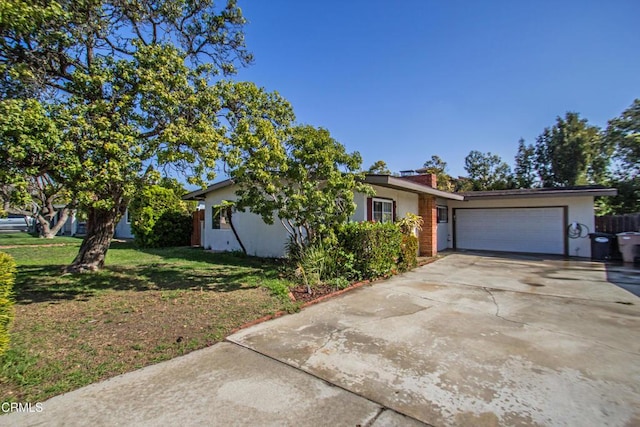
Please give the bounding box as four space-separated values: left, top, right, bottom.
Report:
400 172 437 188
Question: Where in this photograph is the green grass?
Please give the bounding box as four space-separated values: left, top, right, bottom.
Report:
0 233 83 247
0 233 297 404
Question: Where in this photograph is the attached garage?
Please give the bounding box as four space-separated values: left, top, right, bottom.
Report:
447 187 618 258
454 207 566 255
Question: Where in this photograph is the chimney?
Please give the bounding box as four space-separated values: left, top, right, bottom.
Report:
400 171 437 188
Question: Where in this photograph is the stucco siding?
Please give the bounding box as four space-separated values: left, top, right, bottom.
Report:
114 213 134 239
203 185 291 258
354 185 419 222
447 196 595 258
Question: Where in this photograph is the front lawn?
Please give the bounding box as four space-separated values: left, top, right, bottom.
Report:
0 234 295 403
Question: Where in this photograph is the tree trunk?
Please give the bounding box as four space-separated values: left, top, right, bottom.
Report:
37 214 55 239
66 207 120 273
49 208 70 237
226 207 246 255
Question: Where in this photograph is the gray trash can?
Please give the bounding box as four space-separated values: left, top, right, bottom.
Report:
589 233 615 261
617 232 640 263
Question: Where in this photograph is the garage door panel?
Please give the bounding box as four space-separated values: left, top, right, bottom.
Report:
455 208 565 255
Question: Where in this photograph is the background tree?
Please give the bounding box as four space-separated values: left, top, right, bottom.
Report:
0 99 75 238
0 1 291 271
228 125 372 249
601 99 640 214
513 138 537 188
463 151 513 190
366 160 391 175
534 112 610 187
422 155 456 191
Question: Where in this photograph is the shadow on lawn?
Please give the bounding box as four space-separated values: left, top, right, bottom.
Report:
13 245 286 304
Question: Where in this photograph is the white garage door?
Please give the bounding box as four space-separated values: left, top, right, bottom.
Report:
455 207 565 255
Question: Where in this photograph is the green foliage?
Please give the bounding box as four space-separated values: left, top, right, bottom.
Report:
514 138 538 188
396 212 423 235
398 234 419 272
464 151 513 190
422 155 457 191
605 99 640 180
336 222 402 280
231 125 372 247
367 160 392 175
0 252 16 356
129 185 191 248
535 112 610 187
0 0 293 270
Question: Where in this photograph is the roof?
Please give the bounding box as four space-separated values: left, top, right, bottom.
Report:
364 175 465 200
460 186 618 200
183 178 617 203
182 179 234 200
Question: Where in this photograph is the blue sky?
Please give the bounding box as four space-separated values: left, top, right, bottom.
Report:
233 0 640 178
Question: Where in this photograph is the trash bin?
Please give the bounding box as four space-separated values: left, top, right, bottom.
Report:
589 233 615 261
616 232 640 264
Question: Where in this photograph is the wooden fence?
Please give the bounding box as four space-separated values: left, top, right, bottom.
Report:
595 213 640 234
191 210 205 246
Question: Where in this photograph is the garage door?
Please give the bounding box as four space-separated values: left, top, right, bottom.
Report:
454 207 566 255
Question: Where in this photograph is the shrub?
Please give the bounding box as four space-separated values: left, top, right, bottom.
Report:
336 221 402 280
398 234 418 272
130 185 192 247
0 252 16 356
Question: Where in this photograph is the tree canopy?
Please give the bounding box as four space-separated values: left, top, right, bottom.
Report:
534 112 610 187
463 151 512 191
229 125 371 248
366 160 391 175
0 0 291 271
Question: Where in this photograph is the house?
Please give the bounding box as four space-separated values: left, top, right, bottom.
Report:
183 172 617 259
53 208 134 239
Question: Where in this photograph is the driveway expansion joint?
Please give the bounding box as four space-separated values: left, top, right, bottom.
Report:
224 339 429 426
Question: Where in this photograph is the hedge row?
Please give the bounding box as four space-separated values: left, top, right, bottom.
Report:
0 252 16 356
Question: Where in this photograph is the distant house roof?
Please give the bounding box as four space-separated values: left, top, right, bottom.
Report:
364 175 464 200
460 186 617 200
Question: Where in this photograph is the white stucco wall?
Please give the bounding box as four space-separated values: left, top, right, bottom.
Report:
203 185 290 258
114 211 134 239
447 196 596 258
353 185 419 222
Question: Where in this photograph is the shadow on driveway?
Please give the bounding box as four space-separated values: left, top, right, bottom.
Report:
605 261 640 297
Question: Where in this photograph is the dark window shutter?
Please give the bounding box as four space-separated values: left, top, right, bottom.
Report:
393 200 397 222
367 197 373 221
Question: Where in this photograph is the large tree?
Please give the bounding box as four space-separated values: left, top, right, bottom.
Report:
366 160 391 175
0 1 290 271
534 112 611 187
601 99 640 214
422 155 456 191
228 125 371 248
0 99 75 237
513 138 537 189
463 150 513 191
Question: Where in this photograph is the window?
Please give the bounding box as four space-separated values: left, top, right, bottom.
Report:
126 209 131 224
212 205 231 230
373 198 394 223
437 206 448 223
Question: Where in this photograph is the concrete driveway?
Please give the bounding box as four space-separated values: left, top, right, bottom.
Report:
4 253 640 426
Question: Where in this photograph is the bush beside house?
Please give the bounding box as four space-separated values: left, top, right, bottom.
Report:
0 252 16 356
129 185 192 248
289 217 419 293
